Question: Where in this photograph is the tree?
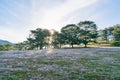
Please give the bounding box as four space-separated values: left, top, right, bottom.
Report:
100 28 109 43
51 31 60 48
52 31 65 48
27 28 50 49
100 27 114 43
112 24 120 41
15 43 24 50
27 38 37 50
78 21 98 47
61 24 80 48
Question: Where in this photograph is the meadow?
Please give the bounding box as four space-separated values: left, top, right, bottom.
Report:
0 48 120 80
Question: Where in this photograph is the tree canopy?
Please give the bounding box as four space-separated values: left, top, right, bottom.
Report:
13 21 120 50
61 24 80 48
78 21 98 47
27 28 50 49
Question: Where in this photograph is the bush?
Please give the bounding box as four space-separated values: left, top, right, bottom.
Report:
0 44 13 51
111 41 120 46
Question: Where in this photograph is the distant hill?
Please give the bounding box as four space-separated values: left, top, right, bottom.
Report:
0 39 12 45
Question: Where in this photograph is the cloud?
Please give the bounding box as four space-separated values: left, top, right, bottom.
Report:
0 0 99 43
30 0 99 30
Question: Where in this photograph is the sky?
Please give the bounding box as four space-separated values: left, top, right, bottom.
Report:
0 0 120 43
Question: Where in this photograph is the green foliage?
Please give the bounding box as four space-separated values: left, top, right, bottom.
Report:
100 28 109 42
51 31 64 48
22 20 98 49
61 24 80 48
3 71 28 80
111 41 120 46
15 43 24 50
0 44 13 51
15 41 29 50
112 25 120 41
99 27 114 44
15 22 120 49
99 24 120 44
27 28 50 49
78 21 98 47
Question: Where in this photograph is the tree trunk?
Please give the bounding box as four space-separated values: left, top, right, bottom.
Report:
40 45 43 49
71 42 74 48
72 44 74 48
84 43 87 48
59 44 61 48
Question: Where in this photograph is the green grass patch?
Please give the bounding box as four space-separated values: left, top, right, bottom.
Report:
2 71 28 80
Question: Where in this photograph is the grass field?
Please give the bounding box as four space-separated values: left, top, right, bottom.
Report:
0 48 120 80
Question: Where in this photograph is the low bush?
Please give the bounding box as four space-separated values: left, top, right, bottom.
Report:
111 41 120 46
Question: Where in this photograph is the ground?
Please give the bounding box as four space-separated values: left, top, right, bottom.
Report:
0 48 120 80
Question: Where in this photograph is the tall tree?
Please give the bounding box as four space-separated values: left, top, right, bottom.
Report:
52 31 65 48
112 24 120 41
28 28 50 49
78 21 98 47
100 28 109 43
61 24 80 48
15 43 25 50
27 38 36 49
100 27 114 43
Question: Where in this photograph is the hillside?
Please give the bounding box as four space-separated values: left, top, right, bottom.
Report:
0 39 12 44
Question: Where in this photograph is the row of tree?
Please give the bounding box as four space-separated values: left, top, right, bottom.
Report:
99 24 120 46
15 20 120 50
16 20 98 50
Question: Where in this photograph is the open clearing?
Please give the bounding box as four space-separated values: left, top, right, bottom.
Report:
0 48 120 80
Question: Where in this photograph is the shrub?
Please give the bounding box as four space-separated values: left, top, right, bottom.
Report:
111 41 120 46
0 44 13 51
